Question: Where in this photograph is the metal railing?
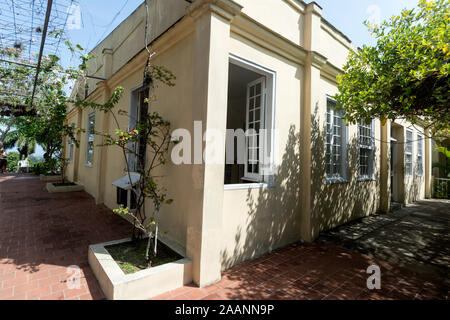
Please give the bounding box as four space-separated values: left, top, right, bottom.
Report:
433 178 450 199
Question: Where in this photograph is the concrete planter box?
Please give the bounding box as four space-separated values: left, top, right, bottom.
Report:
40 174 63 181
88 235 192 300
46 182 84 193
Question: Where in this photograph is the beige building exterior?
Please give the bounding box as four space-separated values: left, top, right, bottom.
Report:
64 0 433 287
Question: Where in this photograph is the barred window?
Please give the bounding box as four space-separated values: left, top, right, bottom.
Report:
326 98 347 181
405 129 413 176
358 120 374 179
417 133 424 176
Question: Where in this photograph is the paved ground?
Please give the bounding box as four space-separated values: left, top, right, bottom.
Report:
152 242 449 300
1 174 448 300
0 174 130 300
319 200 450 280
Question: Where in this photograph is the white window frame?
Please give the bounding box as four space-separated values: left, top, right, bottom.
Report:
68 123 75 163
416 133 424 177
358 119 375 180
224 54 276 190
85 112 95 166
405 129 414 176
325 97 348 183
244 77 266 182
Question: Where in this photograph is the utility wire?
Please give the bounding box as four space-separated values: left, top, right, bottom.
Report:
93 0 130 48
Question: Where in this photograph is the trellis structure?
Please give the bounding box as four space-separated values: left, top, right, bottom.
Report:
0 0 78 116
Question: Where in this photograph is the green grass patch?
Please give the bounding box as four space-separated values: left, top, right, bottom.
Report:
105 239 182 274
53 182 77 187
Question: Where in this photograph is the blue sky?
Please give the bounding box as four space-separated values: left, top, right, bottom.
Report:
11 0 421 158
316 0 418 47
64 0 419 62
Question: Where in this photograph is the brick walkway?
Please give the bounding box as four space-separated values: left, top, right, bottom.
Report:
1 174 448 300
152 241 449 300
0 174 130 300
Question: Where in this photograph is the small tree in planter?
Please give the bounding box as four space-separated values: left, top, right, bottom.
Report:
75 63 176 266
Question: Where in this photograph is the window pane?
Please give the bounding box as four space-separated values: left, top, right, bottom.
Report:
255 83 261 95
326 98 345 179
358 120 374 178
405 130 413 176
255 96 261 107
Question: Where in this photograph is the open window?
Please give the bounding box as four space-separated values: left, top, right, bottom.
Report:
112 172 140 211
224 56 275 187
85 112 95 166
128 86 149 172
68 123 75 162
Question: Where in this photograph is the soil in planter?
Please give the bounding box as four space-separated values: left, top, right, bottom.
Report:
53 182 77 187
105 239 183 274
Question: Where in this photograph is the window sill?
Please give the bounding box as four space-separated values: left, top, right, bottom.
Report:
358 177 376 182
224 183 272 191
85 163 93 168
325 177 349 185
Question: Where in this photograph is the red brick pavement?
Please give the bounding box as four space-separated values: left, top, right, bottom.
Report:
152 242 449 300
0 174 130 300
1 174 448 300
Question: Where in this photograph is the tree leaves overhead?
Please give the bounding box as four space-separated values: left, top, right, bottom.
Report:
335 0 450 136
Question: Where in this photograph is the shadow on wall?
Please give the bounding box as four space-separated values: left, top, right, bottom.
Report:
310 104 381 238
405 177 424 204
220 125 302 270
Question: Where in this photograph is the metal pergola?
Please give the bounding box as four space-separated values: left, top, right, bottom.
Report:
0 0 83 116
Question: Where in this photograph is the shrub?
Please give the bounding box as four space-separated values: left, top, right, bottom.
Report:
6 152 20 172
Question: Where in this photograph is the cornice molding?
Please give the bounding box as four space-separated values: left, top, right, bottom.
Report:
231 13 308 66
188 0 243 22
282 0 306 14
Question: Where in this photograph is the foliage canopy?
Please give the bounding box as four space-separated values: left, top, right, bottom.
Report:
335 0 449 136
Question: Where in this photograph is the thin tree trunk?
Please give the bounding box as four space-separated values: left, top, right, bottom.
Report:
145 229 153 265
153 203 160 257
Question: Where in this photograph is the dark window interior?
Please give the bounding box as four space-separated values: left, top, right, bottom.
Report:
225 63 262 185
116 187 137 210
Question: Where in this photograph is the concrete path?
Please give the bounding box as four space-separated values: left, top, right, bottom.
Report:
319 200 450 280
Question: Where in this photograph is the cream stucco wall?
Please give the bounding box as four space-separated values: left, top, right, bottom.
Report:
220 31 304 269
65 0 433 286
309 76 382 238
67 27 196 250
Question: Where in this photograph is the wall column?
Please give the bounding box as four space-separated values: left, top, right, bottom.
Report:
380 121 391 212
95 48 113 204
186 0 242 287
73 107 82 182
424 130 432 198
300 2 326 242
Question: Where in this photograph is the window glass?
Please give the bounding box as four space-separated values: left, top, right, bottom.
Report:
326 98 347 180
